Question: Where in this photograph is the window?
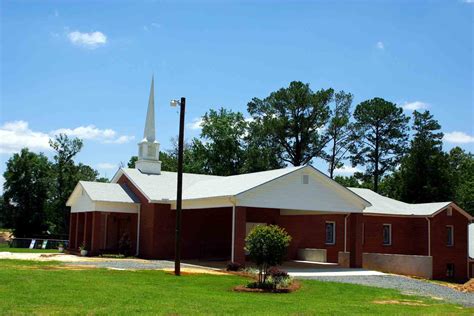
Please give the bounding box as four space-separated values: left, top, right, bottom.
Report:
302 174 309 185
446 225 454 246
325 222 336 245
446 263 455 278
382 224 392 246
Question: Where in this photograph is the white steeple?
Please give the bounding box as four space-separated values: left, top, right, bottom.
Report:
143 76 155 142
135 76 162 174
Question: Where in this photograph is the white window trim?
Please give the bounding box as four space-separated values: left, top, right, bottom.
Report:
325 221 336 245
446 225 454 247
382 223 392 246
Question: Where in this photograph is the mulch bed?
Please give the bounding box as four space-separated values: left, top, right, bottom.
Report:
233 280 301 293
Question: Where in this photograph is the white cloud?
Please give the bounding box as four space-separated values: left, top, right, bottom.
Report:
0 121 51 154
462 0 474 3
186 117 204 130
67 31 107 49
0 121 134 154
401 101 430 111
443 131 474 144
0 175 4 192
52 125 116 140
376 41 385 50
104 135 135 144
334 165 361 176
96 163 118 170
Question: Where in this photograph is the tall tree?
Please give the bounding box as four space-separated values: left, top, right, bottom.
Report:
324 91 354 178
397 111 453 203
448 147 474 215
247 81 333 166
2 149 51 237
196 108 248 176
350 98 409 192
241 120 285 173
49 134 84 235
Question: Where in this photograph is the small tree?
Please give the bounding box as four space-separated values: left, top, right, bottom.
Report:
245 225 291 284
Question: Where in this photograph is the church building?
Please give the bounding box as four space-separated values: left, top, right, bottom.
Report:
66 78 473 281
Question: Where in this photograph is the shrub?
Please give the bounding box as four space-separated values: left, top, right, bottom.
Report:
245 224 291 284
118 233 132 256
226 261 243 271
268 267 290 288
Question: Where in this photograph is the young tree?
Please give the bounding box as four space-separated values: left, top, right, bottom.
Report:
350 98 409 192
245 225 291 284
247 81 333 166
2 149 51 237
324 91 354 178
397 111 453 203
49 134 84 235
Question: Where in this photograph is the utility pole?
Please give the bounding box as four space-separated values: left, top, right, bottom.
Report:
171 97 186 276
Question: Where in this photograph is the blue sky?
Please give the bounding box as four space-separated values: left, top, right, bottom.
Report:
1 0 473 190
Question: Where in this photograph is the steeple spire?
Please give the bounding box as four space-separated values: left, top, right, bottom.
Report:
135 75 162 174
143 75 155 142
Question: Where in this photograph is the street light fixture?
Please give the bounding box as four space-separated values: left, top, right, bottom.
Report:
171 97 186 276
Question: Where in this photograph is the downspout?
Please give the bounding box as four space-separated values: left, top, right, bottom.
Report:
136 205 141 257
230 197 236 262
425 217 431 257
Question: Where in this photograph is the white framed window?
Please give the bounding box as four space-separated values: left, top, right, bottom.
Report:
302 174 309 185
446 225 454 246
382 224 392 246
325 221 336 245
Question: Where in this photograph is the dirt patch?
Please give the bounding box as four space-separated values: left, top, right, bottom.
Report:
233 281 301 294
12 264 96 271
456 279 474 293
163 268 230 275
0 231 12 243
373 300 429 306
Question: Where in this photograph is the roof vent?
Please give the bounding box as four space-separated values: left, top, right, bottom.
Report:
302 174 309 185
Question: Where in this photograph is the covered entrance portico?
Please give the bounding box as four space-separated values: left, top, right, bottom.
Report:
66 181 141 255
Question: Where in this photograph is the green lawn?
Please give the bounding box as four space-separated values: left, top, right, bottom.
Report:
0 260 470 315
0 242 60 253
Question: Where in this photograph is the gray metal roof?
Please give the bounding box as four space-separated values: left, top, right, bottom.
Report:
77 181 139 204
348 187 451 216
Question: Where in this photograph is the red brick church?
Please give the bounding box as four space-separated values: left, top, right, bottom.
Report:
66 78 473 281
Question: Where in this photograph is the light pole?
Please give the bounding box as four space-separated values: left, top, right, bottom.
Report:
170 97 185 276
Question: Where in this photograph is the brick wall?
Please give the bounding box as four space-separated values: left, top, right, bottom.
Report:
361 216 429 256
430 208 469 281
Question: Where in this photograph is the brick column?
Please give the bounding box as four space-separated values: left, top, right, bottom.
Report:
76 213 85 250
84 212 93 252
349 213 363 268
69 213 77 250
90 212 102 255
233 206 247 264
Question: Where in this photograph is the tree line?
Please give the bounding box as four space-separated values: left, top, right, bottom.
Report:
0 135 107 237
129 81 473 215
2 81 473 237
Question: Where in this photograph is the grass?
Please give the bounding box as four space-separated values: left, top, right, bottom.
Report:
0 260 471 315
0 242 60 253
